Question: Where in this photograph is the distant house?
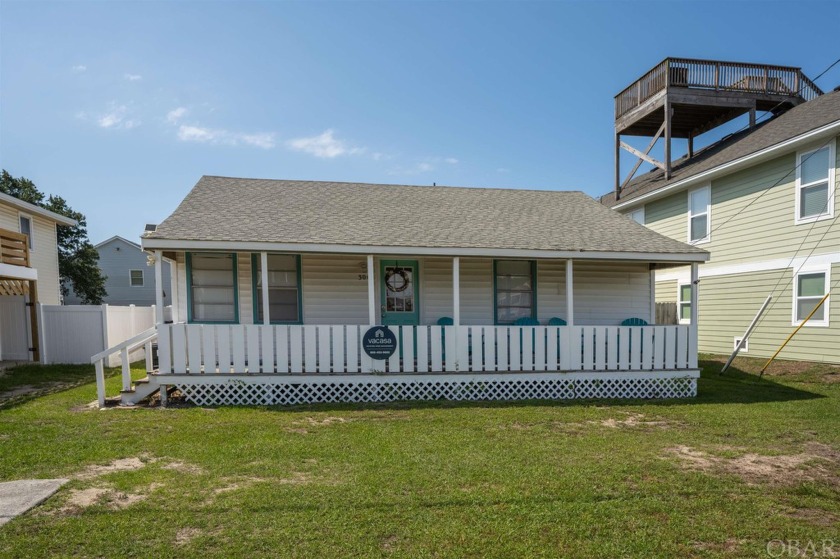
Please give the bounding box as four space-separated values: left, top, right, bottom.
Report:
0 191 76 361
96 176 709 407
601 58 838 363
64 235 171 307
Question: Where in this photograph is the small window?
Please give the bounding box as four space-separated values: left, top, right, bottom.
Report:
734 337 749 353
688 186 710 243
19 215 33 249
630 207 645 225
793 271 829 326
253 254 301 323
129 269 144 287
188 252 237 323
494 260 536 324
678 284 692 323
796 144 835 223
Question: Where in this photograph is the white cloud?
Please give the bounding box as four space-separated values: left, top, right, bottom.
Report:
444 157 459 164
417 162 433 172
496 167 510 174
124 73 143 81
71 65 87 72
166 107 188 124
97 104 140 129
176 124 275 149
286 129 364 158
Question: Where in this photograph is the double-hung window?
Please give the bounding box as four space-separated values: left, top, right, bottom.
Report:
796 143 835 224
678 284 692 324
188 253 237 323
793 270 829 327
253 254 301 323
129 269 144 287
494 260 536 324
630 207 645 225
688 185 710 244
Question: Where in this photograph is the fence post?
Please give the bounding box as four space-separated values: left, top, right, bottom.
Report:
37 303 48 364
101 304 110 366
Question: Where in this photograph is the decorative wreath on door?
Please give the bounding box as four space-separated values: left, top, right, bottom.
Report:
385 268 411 293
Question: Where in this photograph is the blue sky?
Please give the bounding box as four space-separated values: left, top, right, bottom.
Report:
2 1 839 243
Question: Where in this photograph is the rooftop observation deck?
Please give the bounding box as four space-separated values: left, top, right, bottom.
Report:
615 58 823 136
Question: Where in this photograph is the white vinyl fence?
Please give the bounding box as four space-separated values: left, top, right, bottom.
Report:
39 304 167 366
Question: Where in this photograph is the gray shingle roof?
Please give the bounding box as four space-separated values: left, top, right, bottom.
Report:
147 176 706 258
600 89 840 208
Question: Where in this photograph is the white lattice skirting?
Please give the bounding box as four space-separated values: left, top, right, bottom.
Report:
168 371 699 407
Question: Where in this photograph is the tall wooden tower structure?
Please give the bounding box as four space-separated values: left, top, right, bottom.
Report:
614 58 823 200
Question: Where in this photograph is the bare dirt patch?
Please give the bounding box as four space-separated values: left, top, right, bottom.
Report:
59 482 163 514
592 412 673 429
295 416 350 427
76 455 156 480
666 443 840 486
785 507 839 527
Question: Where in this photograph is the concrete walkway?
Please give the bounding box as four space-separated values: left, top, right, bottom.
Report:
0 479 68 526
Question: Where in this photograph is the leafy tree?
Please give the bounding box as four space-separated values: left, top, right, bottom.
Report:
0 170 107 304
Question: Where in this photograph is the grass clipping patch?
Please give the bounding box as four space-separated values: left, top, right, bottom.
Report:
666 442 840 487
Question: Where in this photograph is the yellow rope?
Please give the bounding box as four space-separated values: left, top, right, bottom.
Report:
759 293 830 377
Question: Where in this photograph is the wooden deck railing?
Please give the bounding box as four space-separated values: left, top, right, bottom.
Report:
157 323 696 375
615 58 824 120
0 227 30 268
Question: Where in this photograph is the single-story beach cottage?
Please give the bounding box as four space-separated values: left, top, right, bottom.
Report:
96 176 710 407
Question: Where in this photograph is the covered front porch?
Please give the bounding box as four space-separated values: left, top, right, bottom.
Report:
94 246 702 407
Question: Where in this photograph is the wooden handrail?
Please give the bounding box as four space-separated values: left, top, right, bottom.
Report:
0 227 30 268
615 57 824 120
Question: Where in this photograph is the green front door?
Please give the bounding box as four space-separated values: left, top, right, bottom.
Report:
380 260 420 326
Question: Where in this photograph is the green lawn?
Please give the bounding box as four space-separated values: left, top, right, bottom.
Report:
0 356 838 558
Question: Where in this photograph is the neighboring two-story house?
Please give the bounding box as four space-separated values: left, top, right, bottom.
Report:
0 191 76 361
64 235 171 306
602 85 839 364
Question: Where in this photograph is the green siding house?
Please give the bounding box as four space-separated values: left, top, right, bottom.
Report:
601 89 840 364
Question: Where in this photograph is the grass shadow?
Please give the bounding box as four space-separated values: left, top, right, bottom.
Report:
0 362 126 411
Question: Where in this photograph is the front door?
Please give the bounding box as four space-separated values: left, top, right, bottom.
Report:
380 260 419 325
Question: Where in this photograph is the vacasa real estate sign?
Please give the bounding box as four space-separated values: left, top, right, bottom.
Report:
362 326 397 359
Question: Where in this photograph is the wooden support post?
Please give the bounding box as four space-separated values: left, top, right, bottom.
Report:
566 259 574 326
367 255 376 325
749 106 756 129
689 263 699 368
687 133 694 159
664 98 672 180
621 121 667 188
27 280 40 362
260 252 270 325
169 257 179 323
154 250 164 325
649 268 656 325
614 133 621 200
452 257 460 326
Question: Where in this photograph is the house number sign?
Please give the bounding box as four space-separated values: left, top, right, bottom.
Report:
362 326 397 360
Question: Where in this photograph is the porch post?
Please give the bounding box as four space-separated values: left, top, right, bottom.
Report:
367 255 376 325
154 250 164 326
650 267 656 324
452 257 460 326
689 262 699 368
565 259 574 326
169 257 179 323
260 252 270 325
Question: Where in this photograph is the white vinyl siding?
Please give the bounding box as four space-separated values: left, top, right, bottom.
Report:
420 257 493 326
572 261 652 325
302 254 369 325
793 269 829 327
795 142 835 224
0 202 61 304
688 185 710 244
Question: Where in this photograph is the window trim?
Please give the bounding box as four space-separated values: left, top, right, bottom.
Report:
795 140 836 225
791 267 830 328
630 206 645 225
250 253 303 324
492 259 538 325
186 252 239 324
678 283 692 325
129 269 144 287
18 212 34 251
687 184 711 245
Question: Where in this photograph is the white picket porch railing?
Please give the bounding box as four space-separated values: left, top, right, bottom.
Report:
157 323 696 375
